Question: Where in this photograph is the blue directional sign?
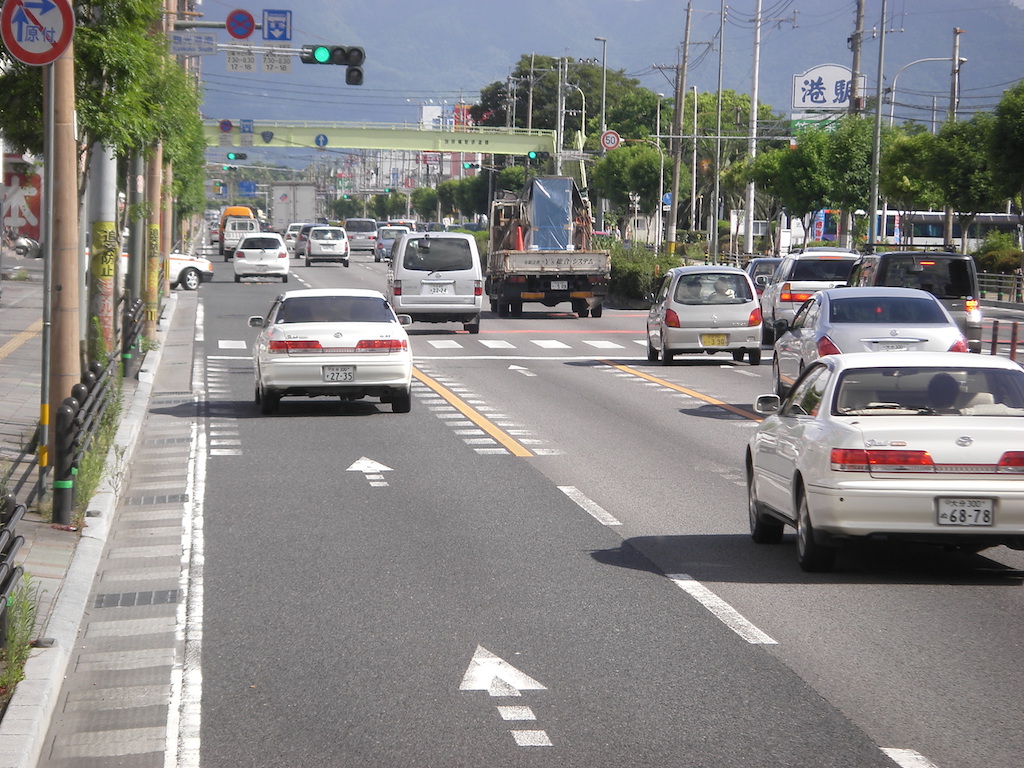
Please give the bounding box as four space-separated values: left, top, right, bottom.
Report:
314 133 328 148
238 181 258 198
262 9 292 41
240 119 253 134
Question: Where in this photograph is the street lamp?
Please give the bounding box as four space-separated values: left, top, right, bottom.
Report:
888 56 963 126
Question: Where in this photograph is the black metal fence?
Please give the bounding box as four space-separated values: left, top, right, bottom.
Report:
0 495 26 648
50 298 145 525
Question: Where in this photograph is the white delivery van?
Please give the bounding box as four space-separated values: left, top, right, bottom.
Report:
387 232 483 334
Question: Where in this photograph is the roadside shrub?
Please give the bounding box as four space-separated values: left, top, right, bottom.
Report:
972 231 1023 273
604 239 682 304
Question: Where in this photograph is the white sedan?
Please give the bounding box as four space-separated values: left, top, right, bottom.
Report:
248 288 413 415
746 352 1024 572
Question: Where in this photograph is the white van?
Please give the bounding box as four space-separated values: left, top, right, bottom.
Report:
221 217 261 261
387 232 483 334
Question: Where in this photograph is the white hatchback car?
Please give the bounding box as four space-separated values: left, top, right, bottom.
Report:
304 226 350 267
234 233 289 283
646 265 763 365
747 352 1024 572
248 288 414 415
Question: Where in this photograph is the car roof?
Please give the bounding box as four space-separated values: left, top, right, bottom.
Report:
821 351 1022 373
817 286 944 300
870 250 971 259
401 231 474 241
278 288 386 301
667 265 750 277
788 248 859 258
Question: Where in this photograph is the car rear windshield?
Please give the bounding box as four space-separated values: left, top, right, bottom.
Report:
834 367 1024 416
241 237 281 250
346 220 377 233
876 256 975 298
400 238 473 271
278 296 395 324
311 229 344 240
829 296 948 324
672 273 753 305
791 259 856 282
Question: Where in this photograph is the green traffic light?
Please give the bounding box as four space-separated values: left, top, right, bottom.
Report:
313 45 331 64
528 151 538 160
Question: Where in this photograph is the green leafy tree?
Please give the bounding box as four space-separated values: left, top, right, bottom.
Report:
990 80 1024 209
879 127 943 238
411 187 439 220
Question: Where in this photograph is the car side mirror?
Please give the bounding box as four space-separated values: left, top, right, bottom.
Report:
397 314 413 325
248 316 265 328
774 318 789 336
754 394 781 414
754 274 769 287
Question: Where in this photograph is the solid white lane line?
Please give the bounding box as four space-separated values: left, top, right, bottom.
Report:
666 574 777 645
558 486 622 526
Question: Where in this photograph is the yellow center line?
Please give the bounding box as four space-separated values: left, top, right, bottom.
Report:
412 367 534 457
599 360 764 422
0 318 43 361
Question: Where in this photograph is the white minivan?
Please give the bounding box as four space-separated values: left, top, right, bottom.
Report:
387 232 483 334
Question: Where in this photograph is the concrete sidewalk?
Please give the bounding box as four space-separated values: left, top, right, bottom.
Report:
0 249 186 767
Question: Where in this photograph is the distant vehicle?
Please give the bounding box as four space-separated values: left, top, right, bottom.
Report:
270 183 317 233
218 205 254 254
304 226 350 267
646 265 763 365
248 288 414 415
847 250 983 353
772 287 969 395
284 222 308 256
743 257 781 296
387 231 483 334
746 352 1024 572
233 233 289 283
374 226 410 262
118 252 213 291
759 247 860 345
345 218 378 252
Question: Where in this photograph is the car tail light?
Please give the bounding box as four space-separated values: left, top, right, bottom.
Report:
948 336 970 353
998 452 1024 473
831 448 935 472
268 339 322 353
748 307 762 327
279 251 288 259
356 338 408 352
392 280 402 296
665 308 681 328
817 335 842 357
779 283 812 303
474 280 483 296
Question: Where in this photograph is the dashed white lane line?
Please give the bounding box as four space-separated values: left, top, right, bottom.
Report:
558 486 622 526
880 748 940 768
666 574 777 645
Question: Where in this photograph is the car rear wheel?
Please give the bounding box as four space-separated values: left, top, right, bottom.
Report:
282 274 289 283
464 317 481 334
748 347 762 366
660 335 674 365
179 268 201 291
391 388 412 413
343 260 350 268
773 358 786 396
796 492 836 572
761 320 775 346
591 303 603 318
732 349 745 363
234 274 241 283
747 464 784 544
646 336 659 362
259 385 279 415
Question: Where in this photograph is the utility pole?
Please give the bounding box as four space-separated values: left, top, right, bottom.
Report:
867 0 888 248
945 27 965 247
743 0 763 257
665 2 692 254
849 0 866 115
712 0 726 263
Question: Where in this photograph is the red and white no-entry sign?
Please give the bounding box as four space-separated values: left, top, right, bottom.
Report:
1 0 75 67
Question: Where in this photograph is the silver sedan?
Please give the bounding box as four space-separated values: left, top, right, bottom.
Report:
772 286 968 395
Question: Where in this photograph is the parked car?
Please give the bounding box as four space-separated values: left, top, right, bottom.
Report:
846 250 983 352
646 265 763 365
374 226 410 262
169 252 214 290
744 257 782 296
248 288 414 415
746 352 1024 572
345 218 378 252
304 226 350 267
772 287 969 395
759 248 860 345
387 231 483 334
233 233 289 283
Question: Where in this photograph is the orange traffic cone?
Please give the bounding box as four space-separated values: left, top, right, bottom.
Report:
515 226 525 251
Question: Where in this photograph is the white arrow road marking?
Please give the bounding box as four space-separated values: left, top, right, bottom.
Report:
508 364 536 377
459 646 546 694
460 646 552 747
346 457 393 487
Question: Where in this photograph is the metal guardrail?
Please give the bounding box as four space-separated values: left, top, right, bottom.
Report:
0 495 26 648
979 272 1024 303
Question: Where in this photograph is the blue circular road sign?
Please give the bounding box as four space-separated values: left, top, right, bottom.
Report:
315 134 329 148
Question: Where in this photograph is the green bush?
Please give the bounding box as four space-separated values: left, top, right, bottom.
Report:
604 239 682 303
972 231 1023 273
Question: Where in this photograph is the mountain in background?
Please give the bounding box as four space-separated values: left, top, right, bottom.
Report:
200 0 1024 137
